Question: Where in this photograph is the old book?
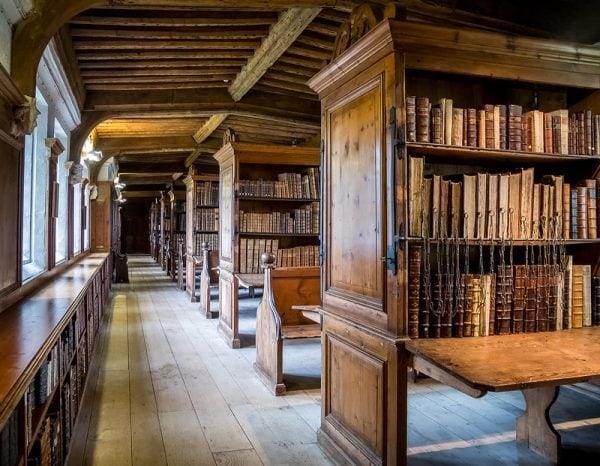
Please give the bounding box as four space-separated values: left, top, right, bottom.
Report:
480 274 494 336
577 186 588 239
541 174 563 239
463 174 477 239
408 157 424 237
463 108 468 146
476 173 487 239
585 180 597 239
540 184 551 239
563 256 573 329
449 181 462 238
468 275 482 337
419 273 431 338
422 178 433 237
463 275 475 337
453 274 465 337
552 115 562 154
441 274 453 338
583 264 592 326
571 189 578 240
532 183 541 239
406 96 416 142
487 174 499 239
451 108 463 146
512 265 526 333
488 272 496 335
508 171 521 239
522 115 531 152
416 97 430 143
544 113 553 153
477 109 486 148
431 105 443 144
548 109 569 154
495 266 513 335
562 183 571 239
556 270 564 330
408 245 421 338
593 276 600 326
594 114 600 155
432 175 441 238
493 105 501 149
520 168 534 239
524 266 538 332
497 104 507 149
508 104 523 151
484 104 495 149
498 173 510 239
466 108 477 147
439 179 450 239
571 264 584 328
443 98 453 145
524 110 544 152
536 265 549 332
547 266 560 331
430 274 443 338
240 238 247 273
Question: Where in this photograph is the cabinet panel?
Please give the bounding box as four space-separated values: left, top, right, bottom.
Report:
0 140 19 294
327 81 384 304
220 166 234 262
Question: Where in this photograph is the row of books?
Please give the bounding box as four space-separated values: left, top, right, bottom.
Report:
409 157 600 240
239 203 319 234
408 248 600 338
406 96 600 155
193 233 218 255
35 414 61 466
59 319 76 385
276 245 319 268
238 168 320 199
195 181 219 206
25 345 60 444
239 238 280 274
194 208 218 232
0 410 19 466
175 211 186 233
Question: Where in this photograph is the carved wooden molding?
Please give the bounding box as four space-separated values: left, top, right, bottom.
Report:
332 2 405 60
11 95 39 137
45 137 66 158
222 127 237 146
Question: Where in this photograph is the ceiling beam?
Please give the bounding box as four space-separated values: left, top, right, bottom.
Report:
70 26 269 40
96 136 196 153
228 7 321 102
187 113 230 166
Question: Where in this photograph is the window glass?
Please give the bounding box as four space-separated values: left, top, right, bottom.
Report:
54 119 69 264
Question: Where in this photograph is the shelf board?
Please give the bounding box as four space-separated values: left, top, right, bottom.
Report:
407 237 600 246
239 232 319 237
196 205 219 208
407 142 600 164
237 196 320 202
194 230 218 234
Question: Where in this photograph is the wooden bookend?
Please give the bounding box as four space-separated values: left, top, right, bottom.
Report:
254 252 286 395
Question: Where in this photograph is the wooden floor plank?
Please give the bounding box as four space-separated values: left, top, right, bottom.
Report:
159 410 216 466
213 449 264 465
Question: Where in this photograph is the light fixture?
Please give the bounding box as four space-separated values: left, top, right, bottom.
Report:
114 182 126 190
223 79 230 83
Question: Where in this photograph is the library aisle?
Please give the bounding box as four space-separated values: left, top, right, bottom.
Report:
67 256 600 466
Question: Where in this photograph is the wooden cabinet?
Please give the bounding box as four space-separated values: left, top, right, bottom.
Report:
213 142 320 348
309 10 600 465
158 191 171 272
149 199 160 261
168 188 185 281
183 168 219 302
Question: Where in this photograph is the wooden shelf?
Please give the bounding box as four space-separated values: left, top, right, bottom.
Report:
237 196 320 202
194 230 218 234
407 142 600 164
407 237 600 246
239 232 319 237
196 204 219 208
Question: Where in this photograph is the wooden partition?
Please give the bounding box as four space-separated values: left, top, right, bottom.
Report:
199 242 219 318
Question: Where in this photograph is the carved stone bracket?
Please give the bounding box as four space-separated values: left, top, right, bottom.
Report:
45 137 66 159
332 2 406 60
11 95 39 137
65 161 84 184
222 127 238 146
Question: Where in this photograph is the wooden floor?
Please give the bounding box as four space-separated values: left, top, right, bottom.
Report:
68 256 600 466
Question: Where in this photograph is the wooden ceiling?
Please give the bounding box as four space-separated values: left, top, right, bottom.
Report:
59 1 599 194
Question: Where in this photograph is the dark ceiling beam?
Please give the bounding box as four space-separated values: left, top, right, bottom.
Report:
96 135 196 153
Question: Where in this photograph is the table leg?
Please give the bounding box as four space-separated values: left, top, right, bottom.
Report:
516 385 561 463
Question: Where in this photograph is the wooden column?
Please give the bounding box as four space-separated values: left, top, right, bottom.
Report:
46 137 65 270
91 181 113 254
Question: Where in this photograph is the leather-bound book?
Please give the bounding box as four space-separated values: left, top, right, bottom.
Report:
532 183 541 239
430 273 443 338
453 274 465 337
568 113 576 155
563 256 573 329
497 104 507 149
592 276 600 326
476 173 488 239
467 108 477 147
548 109 568 154
577 186 588 239
443 98 453 145
487 174 499 239
495 266 513 335
520 168 534 239
449 181 462 238
583 264 592 326
544 113 553 153
484 104 495 149
571 264 584 328
431 106 443 144
522 115 532 152
571 189 578 240
493 105 501 149
406 96 416 142
547 265 560 331
524 265 538 332
432 175 441 238
512 265 525 333
594 114 600 155
468 275 482 337
463 108 468 146
508 171 521 239
577 112 586 155
408 245 421 338
536 264 549 332
584 180 597 239
562 183 571 239
508 104 522 151
422 178 432 238
463 275 476 337
408 157 424 237
477 109 486 148
451 108 463 146
416 97 430 142
441 274 453 337
463 174 477 238
498 174 510 239
541 174 563 239
419 277 431 338
585 110 593 155
484 273 495 336
439 179 450 239
552 115 562 154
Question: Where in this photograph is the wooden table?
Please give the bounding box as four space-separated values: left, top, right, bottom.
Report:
405 328 600 464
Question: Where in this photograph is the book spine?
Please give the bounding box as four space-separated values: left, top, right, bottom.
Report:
536 264 549 332
467 108 477 147
498 105 507 150
431 274 442 338
406 96 416 143
562 183 570 239
552 115 561 154
508 104 522 151
416 97 430 143
586 181 597 239
548 266 559 331
408 245 421 338
585 110 593 155
431 106 443 144
524 266 537 332
441 274 453 337
544 113 553 153
572 266 584 328
484 104 494 149
571 189 578 240
495 265 513 335
577 186 588 239
512 265 525 333
453 274 465 337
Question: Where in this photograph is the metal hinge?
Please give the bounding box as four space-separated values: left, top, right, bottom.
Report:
386 223 405 273
388 107 406 160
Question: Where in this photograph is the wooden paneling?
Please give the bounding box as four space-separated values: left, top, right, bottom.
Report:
0 140 20 295
217 269 239 348
91 181 113 253
219 165 234 262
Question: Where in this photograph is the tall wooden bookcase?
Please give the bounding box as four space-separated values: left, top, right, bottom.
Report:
168 188 186 281
309 11 600 466
214 142 320 348
158 191 171 272
183 168 219 302
149 198 160 261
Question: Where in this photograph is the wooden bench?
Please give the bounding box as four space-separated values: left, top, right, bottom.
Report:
405 329 600 464
199 242 220 319
176 239 186 290
254 253 321 395
236 273 264 298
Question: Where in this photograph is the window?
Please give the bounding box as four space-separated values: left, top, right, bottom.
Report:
73 183 82 256
54 119 69 264
83 182 90 251
22 90 49 281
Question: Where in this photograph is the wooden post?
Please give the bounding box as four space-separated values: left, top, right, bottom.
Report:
200 241 214 319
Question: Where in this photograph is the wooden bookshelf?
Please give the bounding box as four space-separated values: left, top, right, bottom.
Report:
149 198 160 261
308 8 600 466
183 167 219 302
0 254 111 466
158 191 171 272
168 187 185 282
213 142 320 348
